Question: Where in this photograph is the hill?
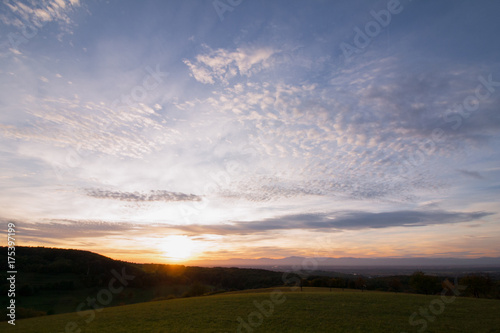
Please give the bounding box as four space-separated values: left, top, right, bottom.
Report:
0 246 289 319
2 246 499 328
3 287 500 332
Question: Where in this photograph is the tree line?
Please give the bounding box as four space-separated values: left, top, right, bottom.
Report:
296 271 500 298
1 247 499 321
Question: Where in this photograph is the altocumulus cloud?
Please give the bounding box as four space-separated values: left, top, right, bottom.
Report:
0 0 81 32
85 189 201 202
183 46 277 85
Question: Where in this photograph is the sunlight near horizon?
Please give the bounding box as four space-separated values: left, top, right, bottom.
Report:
0 0 499 264
159 235 200 262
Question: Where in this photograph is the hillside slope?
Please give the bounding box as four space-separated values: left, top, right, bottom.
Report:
0 246 289 318
3 288 500 333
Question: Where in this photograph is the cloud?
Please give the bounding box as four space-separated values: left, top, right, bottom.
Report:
0 0 81 35
184 46 276 85
174 210 494 235
0 218 192 242
457 169 484 180
330 57 500 153
219 177 409 202
85 189 201 202
175 60 447 202
0 218 135 240
0 97 178 159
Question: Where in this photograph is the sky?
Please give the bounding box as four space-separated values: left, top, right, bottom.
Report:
1 0 499 264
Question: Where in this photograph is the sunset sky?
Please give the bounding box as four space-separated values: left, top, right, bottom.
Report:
1 0 499 263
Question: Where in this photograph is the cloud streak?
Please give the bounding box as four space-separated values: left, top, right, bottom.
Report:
0 218 136 241
85 189 201 202
457 169 484 180
174 210 494 235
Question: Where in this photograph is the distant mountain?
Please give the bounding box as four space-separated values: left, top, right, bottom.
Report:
186 256 500 268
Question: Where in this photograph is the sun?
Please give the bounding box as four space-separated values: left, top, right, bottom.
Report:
159 235 196 261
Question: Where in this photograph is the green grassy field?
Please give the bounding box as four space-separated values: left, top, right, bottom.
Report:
3 287 500 333
11 284 192 316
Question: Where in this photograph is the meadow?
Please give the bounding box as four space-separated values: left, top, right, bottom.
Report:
4 287 500 333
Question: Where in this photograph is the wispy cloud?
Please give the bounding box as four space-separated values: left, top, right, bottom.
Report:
85 189 201 202
457 169 484 180
0 97 177 159
1 218 135 240
174 210 494 235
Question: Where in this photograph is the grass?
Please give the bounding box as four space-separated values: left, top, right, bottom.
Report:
3 287 500 333
12 285 192 316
